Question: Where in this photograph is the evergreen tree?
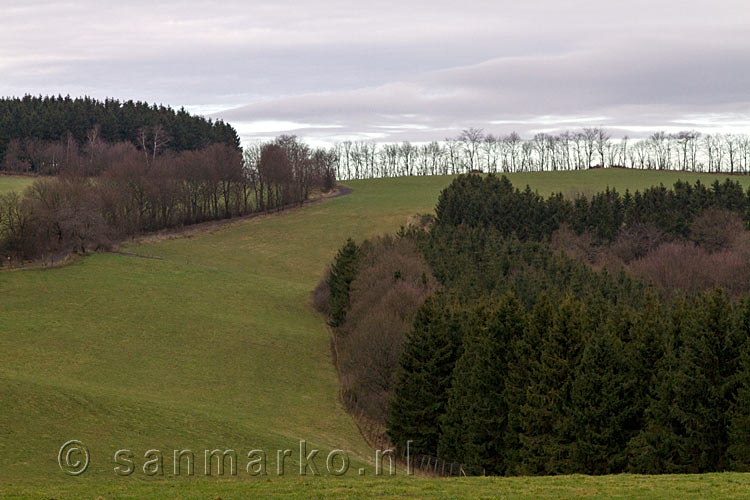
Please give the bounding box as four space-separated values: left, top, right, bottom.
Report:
571 328 637 474
326 238 360 327
504 293 554 473
518 296 587 474
387 295 463 455
624 291 668 441
438 293 526 474
728 299 750 468
630 289 740 472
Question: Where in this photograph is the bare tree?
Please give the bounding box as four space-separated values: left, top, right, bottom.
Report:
649 132 672 170
581 128 598 168
675 131 700 171
458 128 484 171
505 132 522 173
739 135 750 174
725 134 739 174
399 142 416 176
482 134 499 173
445 138 462 174
595 128 611 168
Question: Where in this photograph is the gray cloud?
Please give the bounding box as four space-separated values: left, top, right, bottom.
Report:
1 1 748 143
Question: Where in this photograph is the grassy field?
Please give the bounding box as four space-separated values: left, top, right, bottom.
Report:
0 175 34 195
5 473 750 499
2 169 750 498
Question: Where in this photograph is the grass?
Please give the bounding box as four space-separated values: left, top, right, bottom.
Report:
4 473 750 499
2 169 750 498
0 174 34 195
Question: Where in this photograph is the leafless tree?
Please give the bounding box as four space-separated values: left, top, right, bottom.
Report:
581 128 598 168
459 128 484 171
595 128 611 168
445 138 462 175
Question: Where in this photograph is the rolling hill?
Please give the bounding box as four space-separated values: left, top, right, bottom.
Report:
2 169 750 499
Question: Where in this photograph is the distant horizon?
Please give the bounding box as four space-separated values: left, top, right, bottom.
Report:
2 1 749 146
1 93 748 152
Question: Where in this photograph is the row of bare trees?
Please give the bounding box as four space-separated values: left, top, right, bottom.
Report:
332 128 750 179
0 135 336 264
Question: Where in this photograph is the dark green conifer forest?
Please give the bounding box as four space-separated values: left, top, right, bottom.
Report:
0 95 239 168
319 173 750 475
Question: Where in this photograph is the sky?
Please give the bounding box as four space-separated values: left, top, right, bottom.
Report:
2 0 749 145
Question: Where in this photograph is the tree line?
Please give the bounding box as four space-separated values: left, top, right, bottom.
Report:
0 135 336 264
0 95 240 172
5 98 747 180
331 128 750 179
317 174 750 475
432 174 750 245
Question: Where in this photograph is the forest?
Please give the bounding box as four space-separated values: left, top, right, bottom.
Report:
0 95 239 172
0 136 335 264
0 95 339 264
316 174 750 475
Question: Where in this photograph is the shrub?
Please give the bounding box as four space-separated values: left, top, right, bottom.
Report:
629 237 750 297
312 269 331 315
550 223 598 264
690 208 744 253
333 235 437 423
610 223 665 263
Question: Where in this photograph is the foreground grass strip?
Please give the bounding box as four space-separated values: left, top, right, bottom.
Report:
4 473 750 499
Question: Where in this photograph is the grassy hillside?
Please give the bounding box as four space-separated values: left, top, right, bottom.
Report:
0 175 34 195
2 169 750 498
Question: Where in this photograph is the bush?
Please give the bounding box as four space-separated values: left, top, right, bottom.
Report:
333 235 437 423
690 208 744 253
312 269 331 315
550 223 598 264
629 237 750 297
609 223 665 263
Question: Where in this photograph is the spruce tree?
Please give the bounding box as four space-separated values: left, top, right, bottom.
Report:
630 289 739 472
626 292 668 436
571 327 636 474
518 296 587 474
387 295 463 455
504 292 554 473
438 293 526 474
326 238 360 327
728 299 750 468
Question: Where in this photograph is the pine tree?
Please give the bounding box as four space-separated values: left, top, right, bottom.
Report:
571 327 637 474
387 295 463 455
518 296 587 474
630 289 740 472
504 293 553 473
728 299 750 468
438 293 526 474
625 292 668 437
326 238 360 327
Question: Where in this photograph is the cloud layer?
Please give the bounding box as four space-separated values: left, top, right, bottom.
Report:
2 1 749 143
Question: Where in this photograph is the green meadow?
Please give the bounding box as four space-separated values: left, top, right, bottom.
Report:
0 175 34 195
2 169 750 498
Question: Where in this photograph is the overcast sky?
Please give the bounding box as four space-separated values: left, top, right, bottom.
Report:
2 1 749 145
